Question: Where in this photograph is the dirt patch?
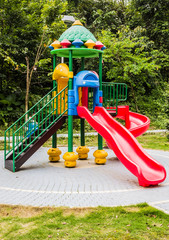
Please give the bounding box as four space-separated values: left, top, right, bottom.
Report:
62 207 94 217
0 204 53 218
15 222 37 235
0 205 95 218
0 222 9 237
124 207 141 212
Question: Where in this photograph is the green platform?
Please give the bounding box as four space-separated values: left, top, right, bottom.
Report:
51 48 102 58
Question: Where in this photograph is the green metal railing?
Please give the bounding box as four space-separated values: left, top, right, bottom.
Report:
102 82 127 114
4 85 68 171
87 82 127 113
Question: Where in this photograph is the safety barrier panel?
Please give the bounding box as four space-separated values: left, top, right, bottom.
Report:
103 82 127 114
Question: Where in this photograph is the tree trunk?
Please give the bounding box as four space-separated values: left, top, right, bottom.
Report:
25 57 30 115
24 28 47 118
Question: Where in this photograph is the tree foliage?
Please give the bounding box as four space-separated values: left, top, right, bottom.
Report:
131 0 169 50
0 0 67 124
68 0 169 127
100 27 162 112
0 0 169 128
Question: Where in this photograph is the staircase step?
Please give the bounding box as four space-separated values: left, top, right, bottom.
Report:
28 129 49 138
17 143 34 149
5 160 14 172
15 152 25 160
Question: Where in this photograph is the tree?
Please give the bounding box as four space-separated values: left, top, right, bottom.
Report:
0 0 67 122
68 0 127 34
131 0 169 51
99 26 165 115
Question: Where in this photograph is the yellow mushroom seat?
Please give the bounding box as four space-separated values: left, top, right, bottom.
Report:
93 149 108 165
47 148 62 162
76 146 89 160
63 152 78 168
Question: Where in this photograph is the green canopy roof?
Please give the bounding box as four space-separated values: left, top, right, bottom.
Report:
58 25 97 42
51 20 102 58
51 48 102 58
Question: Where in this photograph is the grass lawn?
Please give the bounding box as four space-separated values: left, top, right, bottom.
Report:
137 132 169 151
0 141 4 150
0 203 169 240
43 135 99 148
1 133 168 151
43 132 169 151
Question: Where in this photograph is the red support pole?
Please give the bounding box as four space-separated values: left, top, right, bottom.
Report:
125 105 130 129
82 87 88 107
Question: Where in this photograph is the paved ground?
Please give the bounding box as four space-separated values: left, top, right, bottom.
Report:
0 147 169 213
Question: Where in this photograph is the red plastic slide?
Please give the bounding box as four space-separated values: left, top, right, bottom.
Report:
77 106 166 187
107 106 150 137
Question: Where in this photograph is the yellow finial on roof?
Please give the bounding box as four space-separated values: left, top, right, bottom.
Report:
72 20 83 26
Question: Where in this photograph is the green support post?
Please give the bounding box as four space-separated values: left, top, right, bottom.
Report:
98 53 103 150
68 50 73 152
52 54 57 148
81 57 85 146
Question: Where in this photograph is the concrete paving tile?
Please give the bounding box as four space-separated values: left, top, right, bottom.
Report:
0 147 169 214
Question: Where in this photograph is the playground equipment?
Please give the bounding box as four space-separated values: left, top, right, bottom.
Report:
4 20 166 187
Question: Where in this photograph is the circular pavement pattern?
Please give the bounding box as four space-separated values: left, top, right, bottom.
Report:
0 147 169 213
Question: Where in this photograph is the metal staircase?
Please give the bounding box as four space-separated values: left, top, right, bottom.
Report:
4 85 68 172
4 82 127 172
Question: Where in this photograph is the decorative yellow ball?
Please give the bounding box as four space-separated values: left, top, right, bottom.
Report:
47 148 62 162
63 152 78 168
76 146 89 160
93 149 108 165
49 156 60 162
